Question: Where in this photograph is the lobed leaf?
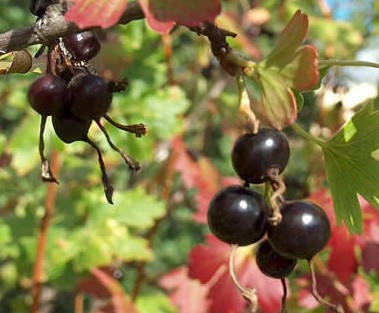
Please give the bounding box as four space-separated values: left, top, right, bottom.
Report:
321 103 379 233
188 235 285 313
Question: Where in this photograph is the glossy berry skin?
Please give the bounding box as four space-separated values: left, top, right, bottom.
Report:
256 239 297 278
69 74 112 121
52 114 91 144
63 31 101 62
28 74 67 116
207 185 269 246
268 201 331 260
231 128 290 184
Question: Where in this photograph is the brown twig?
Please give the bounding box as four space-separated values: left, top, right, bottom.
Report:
0 1 144 53
74 291 84 313
30 150 60 313
162 34 175 85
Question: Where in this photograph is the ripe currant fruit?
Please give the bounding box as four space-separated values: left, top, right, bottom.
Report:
28 74 67 116
256 239 297 279
68 74 112 121
52 113 91 144
231 128 290 184
207 185 269 246
62 31 101 62
268 201 331 260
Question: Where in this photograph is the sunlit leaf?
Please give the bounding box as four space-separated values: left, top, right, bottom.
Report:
8 114 40 175
321 103 379 233
136 292 176 313
248 10 319 129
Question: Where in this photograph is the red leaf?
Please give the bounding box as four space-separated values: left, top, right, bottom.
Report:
362 242 379 276
188 235 285 313
297 272 372 313
297 272 351 312
65 0 128 28
188 234 229 283
139 0 221 33
309 189 379 281
138 0 174 34
351 275 372 311
309 189 357 282
160 267 211 313
171 138 223 224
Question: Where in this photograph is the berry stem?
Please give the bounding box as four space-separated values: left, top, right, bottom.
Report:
291 123 325 147
224 50 255 68
229 245 258 312
104 114 148 137
95 120 140 171
38 116 58 184
84 138 114 204
267 168 286 226
319 59 379 69
280 278 287 313
236 74 260 133
308 260 344 313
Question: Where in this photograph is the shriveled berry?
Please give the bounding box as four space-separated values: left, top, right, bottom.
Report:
28 74 67 116
52 113 91 144
68 74 112 121
63 31 101 62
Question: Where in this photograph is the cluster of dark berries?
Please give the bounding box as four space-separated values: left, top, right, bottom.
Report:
28 30 147 204
207 128 338 312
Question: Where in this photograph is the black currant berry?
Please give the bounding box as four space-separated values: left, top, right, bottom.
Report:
256 239 297 279
207 185 269 246
231 128 290 184
268 201 331 260
28 74 67 116
62 31 101 62
52 114 91 144
68 74 112 121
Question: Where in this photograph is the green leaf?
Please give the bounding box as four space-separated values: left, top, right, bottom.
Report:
70 230 114 271
248 10 319 129
321 103 379 233
86 187 166 229
8 114 40 175
136 291 177 313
